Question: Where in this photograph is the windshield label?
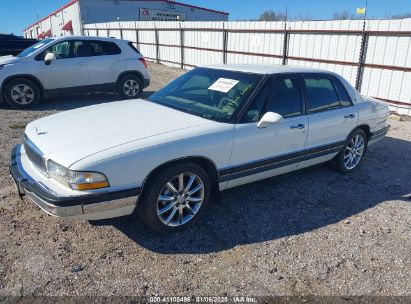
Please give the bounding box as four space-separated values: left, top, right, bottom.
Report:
208 78 239 93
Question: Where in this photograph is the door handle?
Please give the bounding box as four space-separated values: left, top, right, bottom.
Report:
78 62 86 66
290 124 305 129
344 114 356 119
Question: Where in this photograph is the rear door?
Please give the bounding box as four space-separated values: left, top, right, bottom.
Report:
39 40 90 90
86 40 123 85
303 74 358 149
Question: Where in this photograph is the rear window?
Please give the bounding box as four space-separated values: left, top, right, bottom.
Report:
128 42 141 55
88 41 121 56
304 78 340 113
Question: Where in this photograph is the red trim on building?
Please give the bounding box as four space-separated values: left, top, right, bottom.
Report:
62 20 73 31
44 29 52 37
23 0 78 31
23 0 228 32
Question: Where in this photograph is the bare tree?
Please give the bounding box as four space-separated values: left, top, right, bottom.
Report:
258 10 286 21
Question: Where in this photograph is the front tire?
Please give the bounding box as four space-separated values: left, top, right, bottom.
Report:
331 128 368 173
4 78 41 109
137 163 210 232
117 74 143 99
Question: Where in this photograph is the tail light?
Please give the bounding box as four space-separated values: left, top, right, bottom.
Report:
139 57 147 69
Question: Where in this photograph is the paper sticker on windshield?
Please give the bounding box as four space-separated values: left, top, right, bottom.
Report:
208 78 239 93
33 43 45 49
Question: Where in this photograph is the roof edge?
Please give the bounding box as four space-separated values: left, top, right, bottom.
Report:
23 0 78 31
23 0 229 32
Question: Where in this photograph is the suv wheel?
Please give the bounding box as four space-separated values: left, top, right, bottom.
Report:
4 78 41 109
117 75 143 99
331 128 368 173
137 163 210 232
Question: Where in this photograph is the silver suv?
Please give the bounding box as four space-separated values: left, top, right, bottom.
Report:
0 36 150 108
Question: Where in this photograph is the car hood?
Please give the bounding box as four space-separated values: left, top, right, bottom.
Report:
25 99 214 167
0 55 20 65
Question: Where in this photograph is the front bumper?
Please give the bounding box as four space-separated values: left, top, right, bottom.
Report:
9 145 140 220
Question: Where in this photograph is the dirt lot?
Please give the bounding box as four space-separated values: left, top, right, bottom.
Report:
0 62 410 298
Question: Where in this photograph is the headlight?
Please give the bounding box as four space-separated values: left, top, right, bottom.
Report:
47 160 109 191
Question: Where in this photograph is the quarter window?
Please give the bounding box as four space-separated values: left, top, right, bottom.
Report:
333 78 353 107
304 78 340 113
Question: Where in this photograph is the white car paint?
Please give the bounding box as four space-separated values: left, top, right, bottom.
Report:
0 36 150 102
12 65 390 220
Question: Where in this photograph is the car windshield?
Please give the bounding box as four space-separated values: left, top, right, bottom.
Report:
148 68 264 123
16 39 53 58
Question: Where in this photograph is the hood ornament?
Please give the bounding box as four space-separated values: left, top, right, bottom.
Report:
36 127 48 135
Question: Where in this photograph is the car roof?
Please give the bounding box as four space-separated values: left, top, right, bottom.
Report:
49 36 126 43
204 64 332 75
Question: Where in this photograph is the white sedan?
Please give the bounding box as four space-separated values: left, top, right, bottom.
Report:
10 65 390 232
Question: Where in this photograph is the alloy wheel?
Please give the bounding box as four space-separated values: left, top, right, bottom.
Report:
123 79 140 97
11 84 35 105
343 134 365 170
156 173 205 227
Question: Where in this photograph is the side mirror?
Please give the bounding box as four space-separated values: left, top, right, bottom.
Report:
44 53 56 65
257 112 284 128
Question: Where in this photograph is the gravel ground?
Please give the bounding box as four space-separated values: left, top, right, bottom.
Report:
0 62 410 298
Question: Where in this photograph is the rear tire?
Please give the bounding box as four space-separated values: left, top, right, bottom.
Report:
137 163 210 233
4 78 41 109
331 128 368 173
117 74 143 99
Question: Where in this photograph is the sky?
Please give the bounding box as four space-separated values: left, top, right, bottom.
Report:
0 0 410 35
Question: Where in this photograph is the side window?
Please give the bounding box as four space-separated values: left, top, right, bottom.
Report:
43 41 72 59
241 80 272 123
88 41 121 56
304 78 340 113
73 40 92 58
267 77 303 118
333 78 353 107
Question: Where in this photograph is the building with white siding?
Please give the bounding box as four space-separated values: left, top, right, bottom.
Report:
23 0 228 39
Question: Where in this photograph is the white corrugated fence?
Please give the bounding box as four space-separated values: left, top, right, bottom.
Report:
84 19 411 115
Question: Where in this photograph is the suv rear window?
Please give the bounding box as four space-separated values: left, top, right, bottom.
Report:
88 41 121 56
128 42 141 54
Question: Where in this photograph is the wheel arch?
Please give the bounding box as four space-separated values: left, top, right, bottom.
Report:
1 74 45 100
116 71 144 85
139 156 220 203
354 124 371 140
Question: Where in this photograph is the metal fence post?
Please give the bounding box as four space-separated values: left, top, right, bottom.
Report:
136 28 140 50
282 22 289 66
180 23 185 69
155 25 160 63
222 24 228 64
355 22 369 92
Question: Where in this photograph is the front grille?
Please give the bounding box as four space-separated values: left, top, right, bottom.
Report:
23 134 47 174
